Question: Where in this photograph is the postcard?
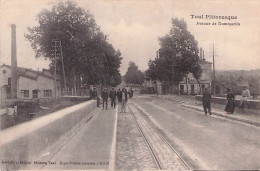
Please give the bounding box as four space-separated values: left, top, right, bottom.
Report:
0 0 259 170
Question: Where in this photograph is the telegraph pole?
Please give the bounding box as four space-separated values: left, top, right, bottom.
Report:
60 42 67 90
212 44 216 95
53 41 57 101
52 40 67 98
156 49 159 96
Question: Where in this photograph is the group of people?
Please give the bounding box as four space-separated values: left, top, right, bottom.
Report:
93 87 134 113
202 86 251 115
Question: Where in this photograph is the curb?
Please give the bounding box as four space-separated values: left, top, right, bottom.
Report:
151 95 187 103
180 104 260 127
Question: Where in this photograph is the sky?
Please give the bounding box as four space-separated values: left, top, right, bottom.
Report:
0 0 259 75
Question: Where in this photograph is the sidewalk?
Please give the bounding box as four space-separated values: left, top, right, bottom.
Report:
153 95 260 127
41 106 118 170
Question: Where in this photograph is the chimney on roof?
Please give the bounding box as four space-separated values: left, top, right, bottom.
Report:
203 50 205 60
199 48 203 60
11 24 17 99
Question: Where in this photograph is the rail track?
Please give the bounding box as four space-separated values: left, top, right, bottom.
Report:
127 103 190 170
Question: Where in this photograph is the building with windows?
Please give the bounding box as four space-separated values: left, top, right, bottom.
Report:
0 24 60 108
178 48 212 95
143 48 212 95
0 64 60 102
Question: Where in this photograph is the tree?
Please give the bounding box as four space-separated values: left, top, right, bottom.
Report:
25 1 122 91
146 18 202 93
125 62 145 85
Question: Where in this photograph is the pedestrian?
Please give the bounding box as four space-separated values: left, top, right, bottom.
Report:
202 87 211 115
117 88 122 111
128 88 133 99
239 86 250 109
91 87 97 99
101 88 109 110
109 87 117 108
90 88 93 99
224 88 235 114
91 87 100 107
121 88 128 113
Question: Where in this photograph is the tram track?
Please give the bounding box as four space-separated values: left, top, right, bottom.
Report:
127 103 190 170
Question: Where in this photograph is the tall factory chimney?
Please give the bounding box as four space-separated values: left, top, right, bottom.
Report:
199 48 203 60
11 24 17 99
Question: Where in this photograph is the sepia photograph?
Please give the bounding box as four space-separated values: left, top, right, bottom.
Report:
0 0 259 170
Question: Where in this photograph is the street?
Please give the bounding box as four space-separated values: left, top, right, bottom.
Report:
38 95 259 170
130 95 260 170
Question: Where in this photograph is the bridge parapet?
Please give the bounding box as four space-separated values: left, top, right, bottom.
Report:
0 100 96 170
195 95 260 114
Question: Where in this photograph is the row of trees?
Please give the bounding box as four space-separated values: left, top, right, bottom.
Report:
146 18 202 92
25 1 203 90
25 1 122 90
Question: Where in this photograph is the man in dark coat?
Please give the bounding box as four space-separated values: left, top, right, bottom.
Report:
121 88 128 113
117 89 122 102
109 87 117 108
101 88 109 110
128 88 133 99
202 88 211 115
91 87 97 99
117 88 122 110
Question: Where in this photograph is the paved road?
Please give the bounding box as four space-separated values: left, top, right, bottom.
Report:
115 103 188 170
131 95 260 170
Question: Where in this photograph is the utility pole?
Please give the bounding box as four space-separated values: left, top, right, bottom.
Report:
51 41 58 101
52 40 67 98
156 49 159 96
53 41 58 101
60 42 67 90
212 44 216 95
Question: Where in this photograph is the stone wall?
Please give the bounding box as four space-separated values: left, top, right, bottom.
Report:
195 95 260 112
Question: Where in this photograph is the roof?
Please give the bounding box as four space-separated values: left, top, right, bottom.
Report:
0 64 56 81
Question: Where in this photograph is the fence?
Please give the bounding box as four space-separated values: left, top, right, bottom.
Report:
0 88 90 108
59 88 89 96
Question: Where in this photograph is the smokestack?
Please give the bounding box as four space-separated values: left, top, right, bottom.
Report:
11 24 17 99
199 48 202 60
203 50 205 60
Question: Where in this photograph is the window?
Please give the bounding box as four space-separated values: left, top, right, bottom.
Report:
32 90 38 98
44 90 52 97
21 90 29 98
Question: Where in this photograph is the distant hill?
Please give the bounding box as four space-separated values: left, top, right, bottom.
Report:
214 69 260 95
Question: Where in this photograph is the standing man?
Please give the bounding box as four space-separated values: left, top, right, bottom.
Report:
117 88 122 111
202 87 211 115
101 88 109 110
239 86 250 109
91 87 97 99
128 88 133 99
121 88 128 113
92 87 100 107
110 87 117 108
